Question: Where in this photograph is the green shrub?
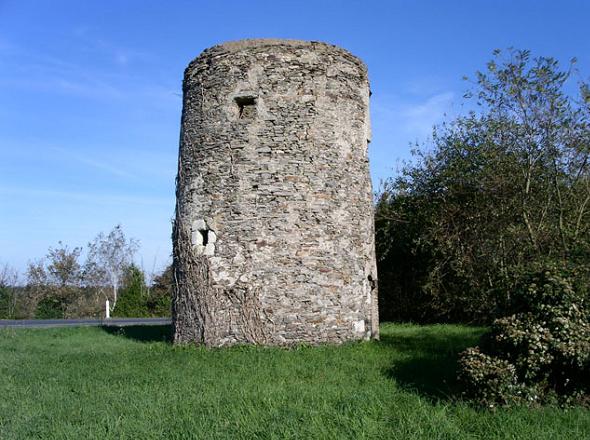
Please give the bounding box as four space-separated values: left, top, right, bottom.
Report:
146 264 172 317
113 265 149 317
146 289 171 317
458 266 590 407
35 296 66 319
458 347 534 406
376 49 590 324
0 287 15 319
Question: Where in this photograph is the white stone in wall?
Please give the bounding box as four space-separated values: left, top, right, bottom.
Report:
191 230 203 247
353 320 366 334
203 243 215 256
192 219 207 231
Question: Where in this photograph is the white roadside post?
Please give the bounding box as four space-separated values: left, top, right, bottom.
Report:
105 299 110 319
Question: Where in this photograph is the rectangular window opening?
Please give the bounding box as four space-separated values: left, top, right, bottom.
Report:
235 96 257 119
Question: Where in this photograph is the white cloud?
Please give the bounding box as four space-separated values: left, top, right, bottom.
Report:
369 90 457 182
372 91 455 140
0 34 177 103
399 91 455 135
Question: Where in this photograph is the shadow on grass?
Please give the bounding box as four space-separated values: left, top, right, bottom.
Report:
101 325 172 343
99 322 482 402
380 327 484 402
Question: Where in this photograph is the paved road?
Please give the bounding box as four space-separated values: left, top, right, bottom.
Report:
0 318 171 329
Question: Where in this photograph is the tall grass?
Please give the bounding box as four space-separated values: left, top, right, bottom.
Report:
0 323 588 439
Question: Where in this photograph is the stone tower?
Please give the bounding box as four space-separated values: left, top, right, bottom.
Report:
173 39 378 346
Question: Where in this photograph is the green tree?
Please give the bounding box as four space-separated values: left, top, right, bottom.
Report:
113 265 149 317
0 263 19 319
377 49 590 323
27 243 84 319
46 242 82 287
85 225 139 313
146 264 172 317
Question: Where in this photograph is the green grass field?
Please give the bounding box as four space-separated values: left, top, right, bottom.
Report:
1 324 588 439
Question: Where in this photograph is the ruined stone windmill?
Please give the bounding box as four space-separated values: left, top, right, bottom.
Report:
173 39 378 346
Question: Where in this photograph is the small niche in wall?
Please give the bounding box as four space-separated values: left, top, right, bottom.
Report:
235 96 257 119
200 229 209 246
191 219 217 256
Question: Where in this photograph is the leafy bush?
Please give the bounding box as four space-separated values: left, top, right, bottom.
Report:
146 264 172 317
458 266 590 406
146 287 171 317
35 295 67 319
458 348 532 406
0 287 15 319
376 49 590 323
113 265 149 317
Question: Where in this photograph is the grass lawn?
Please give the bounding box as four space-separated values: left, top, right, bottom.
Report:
0 323 588 439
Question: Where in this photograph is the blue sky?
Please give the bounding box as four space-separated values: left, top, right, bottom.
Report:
1 0 589 276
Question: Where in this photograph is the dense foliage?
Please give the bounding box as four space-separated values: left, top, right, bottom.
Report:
375 49 590 406
458 266 590 406
34 296 67 319
146 264 173 317
112 265 149 317
111 264 171 317
376 49 590 323
28 242 88 319
0 265 18 319
0 286 17 319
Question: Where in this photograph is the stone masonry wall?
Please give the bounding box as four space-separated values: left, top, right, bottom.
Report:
173 39 378 346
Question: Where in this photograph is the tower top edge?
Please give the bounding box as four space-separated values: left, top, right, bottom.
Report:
185 38 367 74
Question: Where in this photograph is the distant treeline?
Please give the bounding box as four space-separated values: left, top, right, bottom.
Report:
0 225 171 319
